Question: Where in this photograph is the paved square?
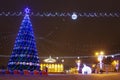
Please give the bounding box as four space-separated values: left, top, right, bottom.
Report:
0 73 120 80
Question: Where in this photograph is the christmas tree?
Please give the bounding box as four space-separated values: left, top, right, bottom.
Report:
8 8 40 71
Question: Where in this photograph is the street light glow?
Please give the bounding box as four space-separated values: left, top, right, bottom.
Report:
112 55 114 58
75 59 81 71
95 51 104 70
95 52 99 56
100 51 104 55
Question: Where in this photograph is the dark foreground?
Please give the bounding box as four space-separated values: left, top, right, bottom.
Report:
0 73 120 80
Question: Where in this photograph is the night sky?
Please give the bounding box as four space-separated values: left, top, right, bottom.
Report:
0 0 120 67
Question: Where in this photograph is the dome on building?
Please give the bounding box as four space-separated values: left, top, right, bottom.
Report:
43 56 56 63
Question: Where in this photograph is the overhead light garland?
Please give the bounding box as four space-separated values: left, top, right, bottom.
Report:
0 53 120 59
0 11 119 18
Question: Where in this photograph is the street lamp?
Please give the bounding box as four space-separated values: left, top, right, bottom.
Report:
95 51 104 70
61 59 64 63
112 60 119 72
75 59 81 71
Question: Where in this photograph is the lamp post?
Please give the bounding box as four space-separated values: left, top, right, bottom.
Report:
116 60 119 72
75 59 81 72
112 60 119 72
95 51 104 71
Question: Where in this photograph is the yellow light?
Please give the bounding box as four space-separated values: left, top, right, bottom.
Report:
40 63 64 72
95 52 99 56
92 64 95 68
77 60 81 63
76 59 81 63
97 58 99 61
97 57 101 61
100 51 104 55
111 60 119 66
112 60 116 66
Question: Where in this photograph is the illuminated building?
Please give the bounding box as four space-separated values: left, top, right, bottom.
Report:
40 56 64 73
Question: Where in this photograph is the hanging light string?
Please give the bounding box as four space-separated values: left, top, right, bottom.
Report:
0 12 120 17
0 53 120 58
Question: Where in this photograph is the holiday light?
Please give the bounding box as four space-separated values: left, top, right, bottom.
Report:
75 59 81 71
1 53 120 58
7 8 40 71
71 13 78 20
82 64 92 74
0 11 119 18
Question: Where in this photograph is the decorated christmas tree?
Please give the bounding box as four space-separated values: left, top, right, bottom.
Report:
8 8 40 71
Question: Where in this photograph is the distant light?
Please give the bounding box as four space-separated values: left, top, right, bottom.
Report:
71 13 78 20
77 56 80 59
100 51 104 55
61 59 64 62
95 52 99 56
98 55 103 61
112 55 114 58
105 56 108 58
76 59 81 70
92 64 95 68
56 57 59 59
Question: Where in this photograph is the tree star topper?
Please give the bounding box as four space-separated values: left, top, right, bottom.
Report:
25 8 30 14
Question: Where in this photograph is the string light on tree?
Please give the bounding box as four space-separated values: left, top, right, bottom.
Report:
8 8 40 71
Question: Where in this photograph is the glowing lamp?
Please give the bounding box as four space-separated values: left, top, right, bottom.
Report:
100 51 104 55
112 55 114 58
105 56 107 58
75 59 81 71
95 51 104 69
95 52 99 56
71 13 78 20
61 59 64 63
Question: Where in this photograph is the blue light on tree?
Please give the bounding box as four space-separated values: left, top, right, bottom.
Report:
25 8 30 14
8 8 40 71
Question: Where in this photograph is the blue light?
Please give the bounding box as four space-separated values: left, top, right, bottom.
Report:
25 8 30 14
71 13 78 20
8 8 40 71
